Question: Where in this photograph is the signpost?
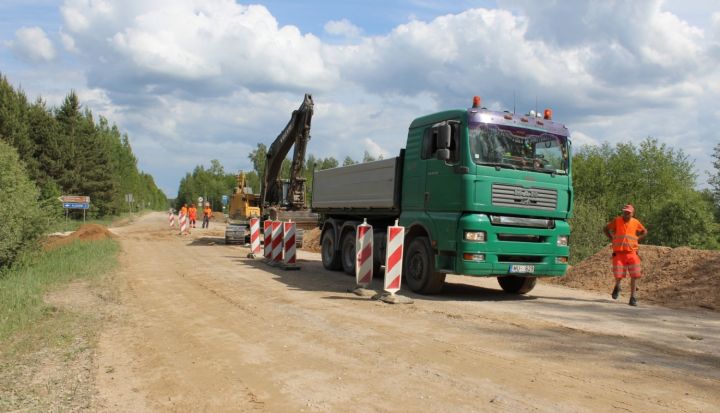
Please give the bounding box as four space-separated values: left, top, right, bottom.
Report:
59 195 91 223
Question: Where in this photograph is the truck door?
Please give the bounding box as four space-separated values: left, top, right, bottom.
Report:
422 121 463 255
423 121 462 212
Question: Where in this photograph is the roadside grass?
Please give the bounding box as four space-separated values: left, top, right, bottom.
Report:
0 237 120 411
0 238 119 341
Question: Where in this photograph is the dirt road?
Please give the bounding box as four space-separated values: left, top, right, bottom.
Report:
95 212 720 412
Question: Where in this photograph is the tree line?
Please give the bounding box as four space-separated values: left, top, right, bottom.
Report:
0 74 166 267
570 138 719 262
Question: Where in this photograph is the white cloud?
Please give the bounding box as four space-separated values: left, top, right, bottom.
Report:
324 19 361 38
8 26 56 62
60 0 337 94
23 0 719 193
570 131 600 147
59 31 78 53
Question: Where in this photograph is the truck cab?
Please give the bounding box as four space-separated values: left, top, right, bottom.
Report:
400 99 571 293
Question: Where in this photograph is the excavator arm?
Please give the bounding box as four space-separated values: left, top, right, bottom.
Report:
261 93 314 210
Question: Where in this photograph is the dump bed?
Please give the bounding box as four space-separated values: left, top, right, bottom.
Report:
311 157 401 214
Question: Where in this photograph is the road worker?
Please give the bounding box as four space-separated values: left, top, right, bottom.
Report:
202 204 213 229
180 203 188 218
188 204 198 228
603 204 648 306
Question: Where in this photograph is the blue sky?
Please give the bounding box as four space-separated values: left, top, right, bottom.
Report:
1 0 719 196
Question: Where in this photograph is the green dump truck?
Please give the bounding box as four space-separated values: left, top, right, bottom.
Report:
312 97 572 295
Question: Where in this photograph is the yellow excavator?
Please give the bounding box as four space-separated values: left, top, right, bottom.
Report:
224 171 261 244
229 171 261 220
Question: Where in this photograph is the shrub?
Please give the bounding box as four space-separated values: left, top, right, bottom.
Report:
0 141 46 268
569 197 608 264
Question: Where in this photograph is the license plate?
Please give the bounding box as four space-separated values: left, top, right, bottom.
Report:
509 264 535 274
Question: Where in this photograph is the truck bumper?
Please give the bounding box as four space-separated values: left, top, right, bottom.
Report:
452 214 569 277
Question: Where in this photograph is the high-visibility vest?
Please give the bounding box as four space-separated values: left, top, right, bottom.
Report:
606 216 646 252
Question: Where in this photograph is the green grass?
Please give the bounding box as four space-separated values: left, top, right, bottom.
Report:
0 238 119 341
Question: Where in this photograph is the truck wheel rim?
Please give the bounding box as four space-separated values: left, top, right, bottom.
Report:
408 253 424 281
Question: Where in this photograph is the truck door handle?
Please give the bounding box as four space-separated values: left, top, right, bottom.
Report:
424 192 430 205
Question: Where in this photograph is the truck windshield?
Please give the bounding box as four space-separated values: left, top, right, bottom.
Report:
469 124 568 174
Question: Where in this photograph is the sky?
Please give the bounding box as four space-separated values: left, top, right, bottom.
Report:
1 0 719 196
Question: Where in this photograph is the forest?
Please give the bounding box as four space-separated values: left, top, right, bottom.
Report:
0 75 166 268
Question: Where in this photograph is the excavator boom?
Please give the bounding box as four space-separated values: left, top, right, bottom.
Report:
261 93 314 210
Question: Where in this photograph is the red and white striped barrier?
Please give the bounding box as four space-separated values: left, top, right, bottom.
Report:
355 219 373 287
247 217 261 258
169 211 176 227
179 213 188 235
384 220 404 294
271 220 283 265
283 221 300 270
263 220 273 260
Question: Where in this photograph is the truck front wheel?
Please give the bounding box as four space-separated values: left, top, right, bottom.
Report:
404 237 445 294
341 231 356 276
497 276 537 294
321 230 342 270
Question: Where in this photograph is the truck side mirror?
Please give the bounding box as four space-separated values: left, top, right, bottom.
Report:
436 124 451 149
436 148 450 161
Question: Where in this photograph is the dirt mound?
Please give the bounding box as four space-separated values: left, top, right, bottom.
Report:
42 224 115 251
303 228 321 252
544 245 720 311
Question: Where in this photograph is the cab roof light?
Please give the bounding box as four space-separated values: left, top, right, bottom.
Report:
472 96 481 108
544 108 553 120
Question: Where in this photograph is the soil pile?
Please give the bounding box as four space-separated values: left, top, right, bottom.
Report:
42 224 115 251
303 228 321 252
545 245 720 311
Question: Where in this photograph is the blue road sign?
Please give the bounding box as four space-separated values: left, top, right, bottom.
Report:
222 195 229 205
63 202 90 209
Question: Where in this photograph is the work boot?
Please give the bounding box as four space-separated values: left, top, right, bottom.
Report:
612 285 621 300
629 296 638 306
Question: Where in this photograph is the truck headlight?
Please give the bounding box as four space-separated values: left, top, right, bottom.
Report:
557 235 568 246
464 231 486 242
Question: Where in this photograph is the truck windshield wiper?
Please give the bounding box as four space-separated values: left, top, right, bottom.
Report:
478 162 517 170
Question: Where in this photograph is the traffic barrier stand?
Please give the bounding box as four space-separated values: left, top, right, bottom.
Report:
179 213 188 235
247 217 261 258
263 220 273 262
351 219 375 296
282 220 300 270
375 220 413 304
169 211 176 228
270 220 283 266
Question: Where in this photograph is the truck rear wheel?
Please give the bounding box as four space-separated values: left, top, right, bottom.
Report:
404 237 445 294
497 276 537 294
341 231 356 276
321 230 342 270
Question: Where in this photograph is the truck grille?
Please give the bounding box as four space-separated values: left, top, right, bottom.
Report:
492 184 557 211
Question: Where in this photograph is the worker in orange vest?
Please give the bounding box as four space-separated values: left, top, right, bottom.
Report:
188 204 198 228
603 204 648 306
202 204 213 229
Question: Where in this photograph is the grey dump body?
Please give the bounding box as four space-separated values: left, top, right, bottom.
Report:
312 157 402 215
